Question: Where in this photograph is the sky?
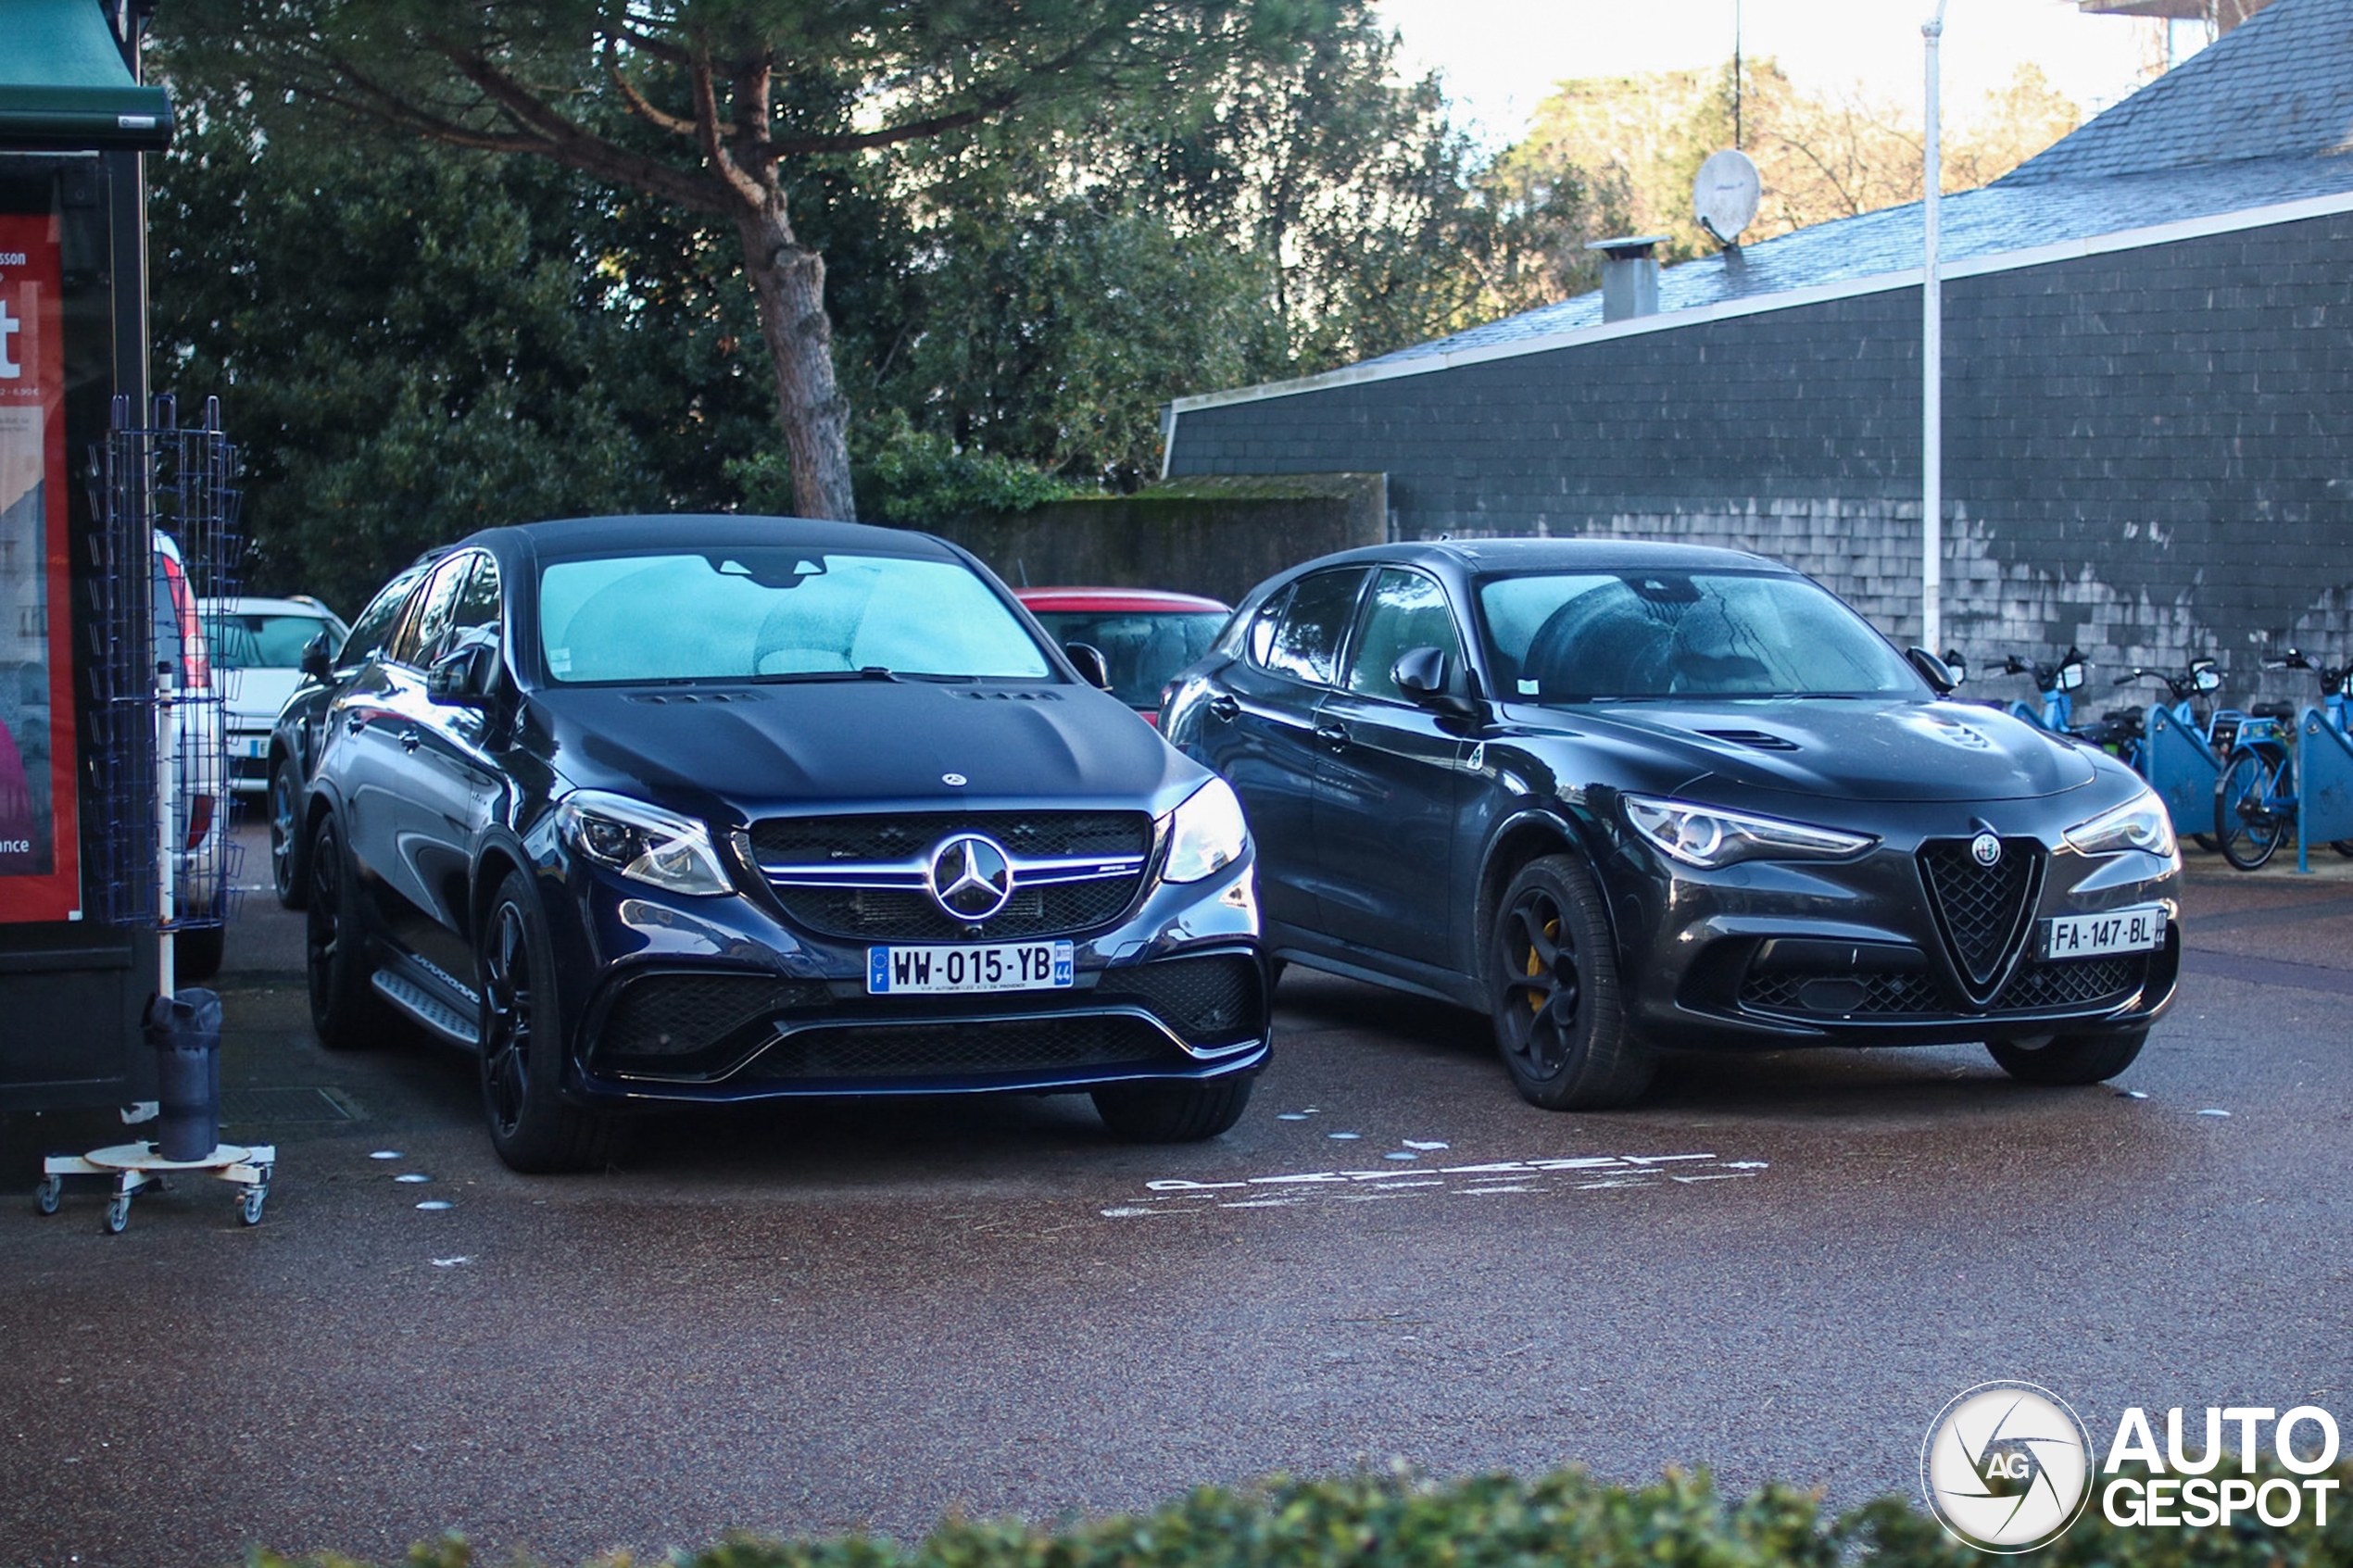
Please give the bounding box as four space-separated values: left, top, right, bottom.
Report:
1373 0 2205 148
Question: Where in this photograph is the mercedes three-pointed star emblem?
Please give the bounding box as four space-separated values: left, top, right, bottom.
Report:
927 834 1014 921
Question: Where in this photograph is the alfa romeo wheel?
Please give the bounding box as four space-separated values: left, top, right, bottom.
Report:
1489 854 1652 1110
1988 1028 2146 1085
477 869 615 1173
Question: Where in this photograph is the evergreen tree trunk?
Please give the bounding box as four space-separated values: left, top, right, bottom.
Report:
736 194 857 521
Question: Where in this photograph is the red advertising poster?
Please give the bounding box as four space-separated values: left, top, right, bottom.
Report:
0 215 81 922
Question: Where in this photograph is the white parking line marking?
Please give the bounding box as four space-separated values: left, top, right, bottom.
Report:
1108 1150 1768 1217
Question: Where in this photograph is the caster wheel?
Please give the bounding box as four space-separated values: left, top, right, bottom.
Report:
34 1175 60 1216
102 1197 130 1235
239 1190 266 1226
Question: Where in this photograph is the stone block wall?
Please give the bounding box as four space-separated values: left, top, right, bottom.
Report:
1166 207 2353 714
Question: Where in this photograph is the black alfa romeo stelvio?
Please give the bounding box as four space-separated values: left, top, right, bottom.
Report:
1160 538 2182 1110
283 516 1267 1170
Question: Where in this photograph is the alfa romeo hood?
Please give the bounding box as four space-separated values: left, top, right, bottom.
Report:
1550 697 2099 803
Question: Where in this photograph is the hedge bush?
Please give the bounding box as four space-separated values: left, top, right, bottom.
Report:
246 1461 2353 1568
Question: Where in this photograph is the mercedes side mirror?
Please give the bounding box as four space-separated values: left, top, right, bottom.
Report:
1393 646 1479 718
1906 646 1959 694
1063 642 1113 692
426 634 496 707
300 632 334 681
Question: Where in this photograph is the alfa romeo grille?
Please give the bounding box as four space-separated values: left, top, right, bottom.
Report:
1918 837 2045 996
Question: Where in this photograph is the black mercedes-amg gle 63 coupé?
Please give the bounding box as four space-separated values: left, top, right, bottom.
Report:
1161 539 2179 1110
282 517 1266 1170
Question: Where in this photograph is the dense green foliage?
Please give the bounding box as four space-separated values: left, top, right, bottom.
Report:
149 6 1602 608
238 1463 2353 1568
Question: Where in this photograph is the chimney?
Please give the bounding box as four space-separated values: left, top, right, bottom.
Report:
1586 235 1667 322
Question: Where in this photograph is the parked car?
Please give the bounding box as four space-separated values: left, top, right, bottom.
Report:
264 554 447 910
1162 538 2182 1109
1014 587 1230 726
155 533 227 984
200 596 350 796
283 517 1267 1171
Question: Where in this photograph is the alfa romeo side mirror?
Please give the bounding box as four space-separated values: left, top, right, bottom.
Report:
300 633 333 681
1064 642 1113 692
1906 646 1958 694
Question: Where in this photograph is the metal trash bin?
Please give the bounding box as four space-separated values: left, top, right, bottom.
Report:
145 988 221 1161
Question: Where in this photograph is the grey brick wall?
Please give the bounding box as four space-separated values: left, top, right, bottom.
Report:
1167 208 2353 713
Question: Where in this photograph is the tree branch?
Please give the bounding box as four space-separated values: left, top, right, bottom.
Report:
689 48 769 209
604 38 698 138
427 38 742 214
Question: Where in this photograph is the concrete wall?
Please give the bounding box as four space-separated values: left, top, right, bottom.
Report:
934 472 1386 607
1165 208 2353 713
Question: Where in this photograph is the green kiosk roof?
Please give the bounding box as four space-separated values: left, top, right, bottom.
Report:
0 0 174 152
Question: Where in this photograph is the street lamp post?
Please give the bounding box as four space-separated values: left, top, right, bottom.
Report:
1921 1 1948 656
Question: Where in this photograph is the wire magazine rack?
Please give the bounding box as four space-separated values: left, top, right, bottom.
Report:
84 395 245 944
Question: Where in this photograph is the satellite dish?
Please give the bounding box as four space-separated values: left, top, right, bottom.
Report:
1693 148 1761 248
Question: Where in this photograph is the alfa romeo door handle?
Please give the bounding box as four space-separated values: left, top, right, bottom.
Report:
1315 722 1348 751
1208 695 1240 721
399 727 422 753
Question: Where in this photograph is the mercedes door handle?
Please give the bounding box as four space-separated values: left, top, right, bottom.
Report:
1208 695 1240 721
1315 722 1348 752
399 727 422 753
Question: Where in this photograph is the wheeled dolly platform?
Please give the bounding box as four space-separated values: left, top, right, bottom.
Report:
36 1142 275 1233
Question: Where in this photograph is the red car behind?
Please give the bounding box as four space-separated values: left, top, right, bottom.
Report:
1015 587 1232 726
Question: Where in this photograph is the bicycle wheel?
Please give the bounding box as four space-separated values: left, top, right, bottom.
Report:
2214 750 2286 871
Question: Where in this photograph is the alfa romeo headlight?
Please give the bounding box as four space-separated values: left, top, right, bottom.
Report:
2063 789 2177 859
1623 794 1877 869
556 789 734 897
1163 777 1249 884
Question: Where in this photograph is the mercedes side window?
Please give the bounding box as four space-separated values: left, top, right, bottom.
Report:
389 553 472 670
1344 569 1465 703
338 565 429 669
452 553 500 637
1262 569 1368 687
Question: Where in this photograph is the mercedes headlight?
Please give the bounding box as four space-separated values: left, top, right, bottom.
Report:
2063 789 2177 859
1163 777 1249 884
556 789 734 897
1623 794 1877 869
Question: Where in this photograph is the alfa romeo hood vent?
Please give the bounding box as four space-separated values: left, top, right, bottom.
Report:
1697 728 1801 751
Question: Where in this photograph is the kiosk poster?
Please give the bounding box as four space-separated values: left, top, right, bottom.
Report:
0 216 80 922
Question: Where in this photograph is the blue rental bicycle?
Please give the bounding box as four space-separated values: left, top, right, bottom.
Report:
2110 656 2236 851
2212 650 2353 871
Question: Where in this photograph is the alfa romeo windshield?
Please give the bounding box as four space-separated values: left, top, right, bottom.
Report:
1477 570 1922 701
538 549 1054 684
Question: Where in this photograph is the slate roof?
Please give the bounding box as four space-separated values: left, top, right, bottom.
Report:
1353 0 2353 371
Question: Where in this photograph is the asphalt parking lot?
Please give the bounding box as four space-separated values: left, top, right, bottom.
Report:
4 821 2350 1567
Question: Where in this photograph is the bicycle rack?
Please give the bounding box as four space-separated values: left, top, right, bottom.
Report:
2294 708 2353 873
2143 704 2224 843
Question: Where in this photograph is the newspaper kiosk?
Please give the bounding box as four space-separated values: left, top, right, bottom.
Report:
0 0 174 1112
